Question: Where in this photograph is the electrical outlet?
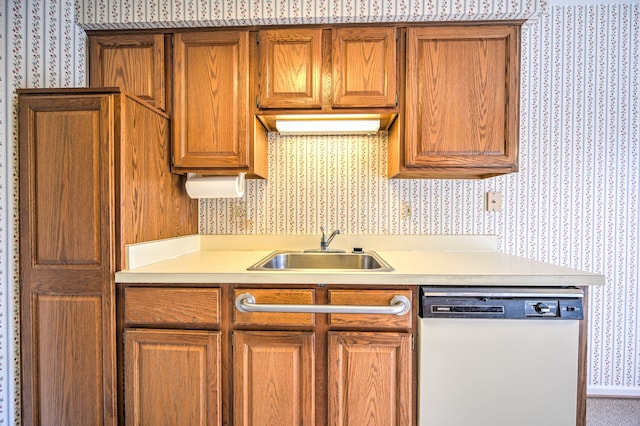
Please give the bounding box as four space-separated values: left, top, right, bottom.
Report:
486 192 503 212
401 202 413 220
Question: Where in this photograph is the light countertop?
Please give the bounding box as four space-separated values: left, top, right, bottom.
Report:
115 235 605 287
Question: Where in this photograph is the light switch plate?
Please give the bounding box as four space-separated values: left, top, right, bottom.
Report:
486 192 503 212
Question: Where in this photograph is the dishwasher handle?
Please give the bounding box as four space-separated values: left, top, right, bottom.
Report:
235 292 411 316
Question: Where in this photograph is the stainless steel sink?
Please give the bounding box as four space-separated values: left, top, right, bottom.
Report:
248 250 394 272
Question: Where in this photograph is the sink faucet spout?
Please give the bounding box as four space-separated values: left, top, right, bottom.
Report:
320 226 342 251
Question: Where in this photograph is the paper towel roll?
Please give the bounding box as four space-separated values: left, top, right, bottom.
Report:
185 173 245 199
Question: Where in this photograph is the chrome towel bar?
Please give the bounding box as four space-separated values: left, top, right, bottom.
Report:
235 292 411 316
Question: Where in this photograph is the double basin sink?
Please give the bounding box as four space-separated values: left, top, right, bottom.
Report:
248 250 394 272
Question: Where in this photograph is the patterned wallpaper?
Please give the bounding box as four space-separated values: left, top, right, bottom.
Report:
75 0 544 28
202 133 506 237
0 0 638 422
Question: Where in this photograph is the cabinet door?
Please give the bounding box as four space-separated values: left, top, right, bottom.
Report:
399 25 519 178
327 332 412 426
234 331 315 425
89 34 166 110
124 329 221 426
18 94 117 425
332 27 396 108
172 31 250 169
257 29 322 109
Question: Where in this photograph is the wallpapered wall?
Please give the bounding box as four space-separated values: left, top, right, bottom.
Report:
0 0 638 422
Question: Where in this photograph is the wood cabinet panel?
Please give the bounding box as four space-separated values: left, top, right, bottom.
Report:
124 287 220 326
89 34 166 109
31 294 105 426
328 289 412 329
233 331 315 425
172 31 251 170
118 97 197 258
125 329 221 426
19 88 198 426
19 92 118 426
234 289 316 327
332 27 397 108
390 24 520 178
257 29 323 109
327 331 413 425
29 101 103 265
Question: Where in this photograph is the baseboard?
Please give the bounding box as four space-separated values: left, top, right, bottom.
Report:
588 386 640 398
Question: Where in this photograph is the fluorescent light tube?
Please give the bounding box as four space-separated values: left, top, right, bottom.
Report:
275 118 380 135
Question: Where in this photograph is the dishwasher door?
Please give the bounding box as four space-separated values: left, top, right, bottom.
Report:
417 287 583 426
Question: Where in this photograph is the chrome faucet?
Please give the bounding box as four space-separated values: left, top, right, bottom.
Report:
320 226 342 251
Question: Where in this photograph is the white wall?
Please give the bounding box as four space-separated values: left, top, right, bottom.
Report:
0 0 637 422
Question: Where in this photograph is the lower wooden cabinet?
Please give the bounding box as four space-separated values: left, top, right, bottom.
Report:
124 329 222 426
121 285 415 425
231 287 415 425
328 332 413 425
233 331 316 425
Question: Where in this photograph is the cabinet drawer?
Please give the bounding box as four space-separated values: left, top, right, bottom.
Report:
328 289 413 329
124 287 220 327
234 289 315 327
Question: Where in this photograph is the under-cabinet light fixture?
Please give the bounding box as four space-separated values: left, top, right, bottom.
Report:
275 117 380 135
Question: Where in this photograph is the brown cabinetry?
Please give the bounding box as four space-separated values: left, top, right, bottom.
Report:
332 27 397 108
257 29 323 109
124 329 221 426
232 286 414 425
120 285 414 424
255 27 399 131
232 288 317 424
18 89 197 425
172 31 268 177
123 287 222 425
328 331 412 424
233 331 316 425
389 24 520 178
87 23 521 179
89 33 167 110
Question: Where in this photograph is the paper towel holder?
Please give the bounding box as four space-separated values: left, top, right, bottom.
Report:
185 172 246 199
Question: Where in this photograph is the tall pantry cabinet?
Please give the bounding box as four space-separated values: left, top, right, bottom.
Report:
18 88 197 425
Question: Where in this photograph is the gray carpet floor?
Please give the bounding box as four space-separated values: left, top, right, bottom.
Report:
587 398 640 425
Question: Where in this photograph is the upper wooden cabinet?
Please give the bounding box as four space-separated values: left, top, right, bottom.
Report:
257 29 323 109
87 23 520 179
89 34 167 110
172 31 268 177
255 26 399 128
389 24 520 178
332 27 397 108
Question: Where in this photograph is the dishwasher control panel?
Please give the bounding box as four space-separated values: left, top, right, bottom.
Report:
420 287 584 320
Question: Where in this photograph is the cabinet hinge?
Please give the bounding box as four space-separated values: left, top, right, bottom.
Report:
395 93 399 107
256 95 260 109
256 34 260 45
411 333 415 351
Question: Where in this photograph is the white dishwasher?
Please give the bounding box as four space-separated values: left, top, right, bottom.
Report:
418 286 584 426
